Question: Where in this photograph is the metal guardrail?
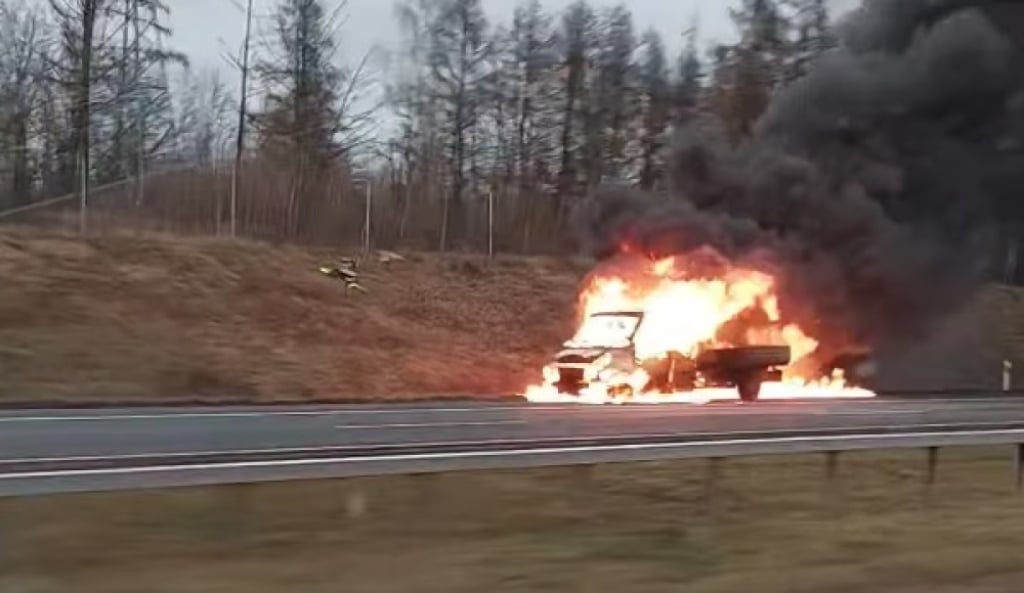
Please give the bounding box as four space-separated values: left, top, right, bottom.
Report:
2 424 1023 497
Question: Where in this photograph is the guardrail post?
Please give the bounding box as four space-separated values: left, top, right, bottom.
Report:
819 452 843 518
0 505 13 569
925 446 940 493
345 485 369 518
694 457 725 542
704 457 723 514
823 451 841 511
825 450 840 482
1015 444 1024 492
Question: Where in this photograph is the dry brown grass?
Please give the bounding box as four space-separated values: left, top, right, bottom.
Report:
5 226 1024 403
0 228 585 403
1 448 1023 592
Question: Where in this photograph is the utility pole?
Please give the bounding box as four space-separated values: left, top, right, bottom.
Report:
132 0 144 205
363 182 372 255
77 0 99 234
230 0 255 238
78 151 88 233
487 190 494 259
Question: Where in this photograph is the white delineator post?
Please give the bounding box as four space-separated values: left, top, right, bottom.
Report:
1003 360 1013 392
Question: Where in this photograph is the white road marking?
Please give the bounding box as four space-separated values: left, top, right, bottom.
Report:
0 397 1020 423
335 420 526 430
0 406 746 423
0 406 567 423
0 420 1017 466
0 408 536 423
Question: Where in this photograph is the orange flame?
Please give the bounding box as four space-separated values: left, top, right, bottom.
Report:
524 252 875 404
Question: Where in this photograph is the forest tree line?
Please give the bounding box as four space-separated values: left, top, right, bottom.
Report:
0 0 834 252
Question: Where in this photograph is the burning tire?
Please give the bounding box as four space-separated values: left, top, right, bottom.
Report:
736 374 763 403
696 345 791 371
698 346 790 402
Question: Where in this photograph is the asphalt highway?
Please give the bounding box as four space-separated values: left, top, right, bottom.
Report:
3 396 1024 465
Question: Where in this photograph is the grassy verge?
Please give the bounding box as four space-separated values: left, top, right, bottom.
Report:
0 230 583 403
2 448 1023 592
3 228 1023 403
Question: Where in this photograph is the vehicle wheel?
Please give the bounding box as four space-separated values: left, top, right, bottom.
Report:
737 376 762 402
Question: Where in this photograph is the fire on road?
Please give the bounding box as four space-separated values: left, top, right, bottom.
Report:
525 248 877 404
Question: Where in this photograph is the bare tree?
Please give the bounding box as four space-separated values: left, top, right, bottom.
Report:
637 28 669 189
96 0 184 190
175 68 234 166
784 0 834 81
48 0 104 230
593 4 638 182
673 20 703 127
0 0 48 209
390 0 447 245
555 0 595 204
230 0 253 237
254 0 372 238
39 0 183 229
510 0 558 194
427 0 491 250
709 0 792 141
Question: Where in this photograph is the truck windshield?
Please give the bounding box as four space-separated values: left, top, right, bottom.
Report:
564 314 641 349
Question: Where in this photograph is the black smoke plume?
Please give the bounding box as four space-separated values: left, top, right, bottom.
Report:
576 0 1024 370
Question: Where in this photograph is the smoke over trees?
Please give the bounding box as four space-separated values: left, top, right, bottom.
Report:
576 0 1024 365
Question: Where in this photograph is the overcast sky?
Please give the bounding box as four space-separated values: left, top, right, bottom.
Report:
171 0 738 76
168 0 861 80
163 0 858 138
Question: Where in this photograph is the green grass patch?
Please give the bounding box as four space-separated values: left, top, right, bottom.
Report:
2 448 1023 592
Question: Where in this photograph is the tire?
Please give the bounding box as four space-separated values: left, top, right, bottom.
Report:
697 345 791 371
737 375 762 402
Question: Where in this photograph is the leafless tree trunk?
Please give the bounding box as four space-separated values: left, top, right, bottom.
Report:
75 0 99 232
230 0 254 237
0 0 45 209
132 0 144 205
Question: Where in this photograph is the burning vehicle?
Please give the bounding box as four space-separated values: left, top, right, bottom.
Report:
545 310 790 402
525 250 876 404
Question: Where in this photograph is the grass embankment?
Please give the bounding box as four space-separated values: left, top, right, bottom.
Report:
1 449 1023 592
0 230 583 403
4 228 1024 402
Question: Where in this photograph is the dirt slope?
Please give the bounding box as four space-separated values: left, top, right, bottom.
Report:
0 230 583 403
3 229 1023 403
